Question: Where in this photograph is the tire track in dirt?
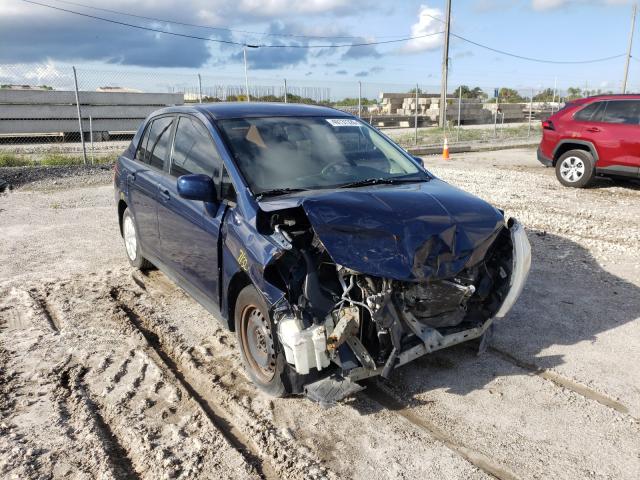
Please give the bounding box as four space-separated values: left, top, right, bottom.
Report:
486 346 634 419
55 365 140 480
364 382 520 480
27 288 60 332
108 287 277 480
113 275 340 480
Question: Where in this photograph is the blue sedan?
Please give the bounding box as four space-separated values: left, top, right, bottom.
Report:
114 103 530 404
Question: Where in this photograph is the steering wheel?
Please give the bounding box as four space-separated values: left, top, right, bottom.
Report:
321 161 353 177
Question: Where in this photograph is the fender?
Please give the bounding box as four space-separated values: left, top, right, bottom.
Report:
220 206 291 329
552 139 599 163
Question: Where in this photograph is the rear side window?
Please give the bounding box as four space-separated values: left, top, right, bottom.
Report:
135 123 152 162
146 116 174 170
574 102 604 122
170 116 222 179
602 100 640 125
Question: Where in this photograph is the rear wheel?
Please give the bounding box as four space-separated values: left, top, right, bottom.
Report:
555 150 595 188
234 285 297 397
122 208 152 270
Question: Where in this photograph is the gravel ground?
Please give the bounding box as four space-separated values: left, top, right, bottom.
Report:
0 164 113 190
1 147 639 479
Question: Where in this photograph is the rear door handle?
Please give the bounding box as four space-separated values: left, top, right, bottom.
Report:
586 127 601 132
128 172 136 183
159 188 171 201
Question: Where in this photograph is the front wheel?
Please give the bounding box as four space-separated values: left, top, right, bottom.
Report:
122 208 153 270
234 285 299 397
555 150 595 188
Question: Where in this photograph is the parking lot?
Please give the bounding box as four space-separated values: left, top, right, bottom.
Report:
1 147 639 479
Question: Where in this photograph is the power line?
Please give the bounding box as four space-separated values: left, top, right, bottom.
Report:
421 11 626 64
51 0 405 40
23 0 444 49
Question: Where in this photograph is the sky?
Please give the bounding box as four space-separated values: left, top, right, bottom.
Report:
0 0 638 98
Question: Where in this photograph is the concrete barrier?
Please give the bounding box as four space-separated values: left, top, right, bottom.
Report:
0 90 184 137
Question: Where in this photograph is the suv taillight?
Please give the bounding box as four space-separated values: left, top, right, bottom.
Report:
542 120 555 131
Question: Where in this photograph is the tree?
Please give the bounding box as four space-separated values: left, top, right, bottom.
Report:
408 87 423 94
498 87 525 103
454 85 487 99
566 87 582 100
533 88 555 102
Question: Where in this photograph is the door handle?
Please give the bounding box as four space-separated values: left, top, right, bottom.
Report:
159 188 171 201
586 127 601 133
128 172 136 183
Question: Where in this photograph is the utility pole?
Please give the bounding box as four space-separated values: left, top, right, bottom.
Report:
243 47 250 102
623 3 637 94
439 0 452 129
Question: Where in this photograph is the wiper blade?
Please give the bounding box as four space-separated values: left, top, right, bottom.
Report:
257 187 308 199
338 176 426 189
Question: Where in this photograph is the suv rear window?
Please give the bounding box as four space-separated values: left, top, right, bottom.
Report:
574 102 604 122
602 100 640 125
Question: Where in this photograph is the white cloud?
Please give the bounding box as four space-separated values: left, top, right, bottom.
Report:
532 0 631 11
400 5 443 54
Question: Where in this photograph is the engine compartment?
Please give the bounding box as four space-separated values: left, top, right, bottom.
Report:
257 204 527 403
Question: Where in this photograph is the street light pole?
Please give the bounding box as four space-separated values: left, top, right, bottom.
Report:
622 3 637 94
439 0 452 129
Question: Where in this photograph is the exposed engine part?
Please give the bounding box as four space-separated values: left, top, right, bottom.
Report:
277 317 330 375
326 306 359 353
270 224 293 250
402 280 476 328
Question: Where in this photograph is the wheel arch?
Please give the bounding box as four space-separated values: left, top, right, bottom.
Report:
117 199 128 237
225 270 252 332
552 140 599 166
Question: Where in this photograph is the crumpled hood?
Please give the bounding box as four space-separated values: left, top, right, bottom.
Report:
259 179 505 281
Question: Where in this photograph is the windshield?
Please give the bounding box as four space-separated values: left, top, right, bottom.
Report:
217 116 425 195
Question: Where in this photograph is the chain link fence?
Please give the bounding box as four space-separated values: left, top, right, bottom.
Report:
0 62 574 165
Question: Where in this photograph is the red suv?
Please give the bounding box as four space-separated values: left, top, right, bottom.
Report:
537 94 640 187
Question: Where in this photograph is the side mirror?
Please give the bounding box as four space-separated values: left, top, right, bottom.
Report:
177 174 216 202
413 155 425 168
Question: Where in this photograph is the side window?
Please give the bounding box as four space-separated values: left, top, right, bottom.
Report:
602 100 640 125
170 116 222 180
147 116 174 170
574 102 604 122
135 123 152 163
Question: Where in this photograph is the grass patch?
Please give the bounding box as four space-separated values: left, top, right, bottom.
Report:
0 152 117 167
0 153 34 167
391 124 542 147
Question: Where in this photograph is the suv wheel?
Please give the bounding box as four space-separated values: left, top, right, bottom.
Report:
555 150 595 188
234 285 298 397
122 208 153 270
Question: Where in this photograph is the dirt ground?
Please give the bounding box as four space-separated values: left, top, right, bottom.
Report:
1 147 639 479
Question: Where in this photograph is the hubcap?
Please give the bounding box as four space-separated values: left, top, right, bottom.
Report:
241 305 276 382
123 215 137 261
560 156 585 183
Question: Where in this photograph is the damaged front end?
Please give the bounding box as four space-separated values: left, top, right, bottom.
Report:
257 192 531 406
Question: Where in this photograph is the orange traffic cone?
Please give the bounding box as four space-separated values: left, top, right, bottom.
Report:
442 137 450 160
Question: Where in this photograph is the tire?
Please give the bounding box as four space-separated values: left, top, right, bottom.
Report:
555 150 595 188
121 208 153 270
234 285 298 397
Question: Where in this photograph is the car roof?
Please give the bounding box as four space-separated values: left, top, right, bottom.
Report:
151 102 352 120
578 94 640 103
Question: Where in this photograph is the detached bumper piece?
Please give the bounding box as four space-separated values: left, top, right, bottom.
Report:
303 374 365 408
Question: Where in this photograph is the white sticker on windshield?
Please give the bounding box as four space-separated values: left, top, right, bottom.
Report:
325 118 361 127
